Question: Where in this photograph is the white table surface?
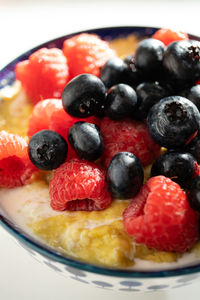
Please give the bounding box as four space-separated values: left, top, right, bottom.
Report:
1 1 200 299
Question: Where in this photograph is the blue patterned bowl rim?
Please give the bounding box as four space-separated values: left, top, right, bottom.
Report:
1 26 200 278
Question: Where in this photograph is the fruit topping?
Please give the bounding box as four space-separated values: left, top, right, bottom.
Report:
100 117 161 167
50 159 111 211
107 152 144 199
62 74 106 118
152 28 189 46
187 175 200 212
185 131 200 164
163 40 200 86
147 96 200 149
62 33 116 78
180 84 200 111
135 38 165 78
135 81 170 120
28 130 68 170
0 131 36 188
100 57 128 88
123 176 199 252
105 84 138 120
15 48 69 105
151 151 197 188
28 99 63 137
68 122 104 161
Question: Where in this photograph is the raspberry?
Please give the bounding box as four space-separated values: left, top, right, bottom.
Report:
50 159 111 211
28 98 99 160
123 176 199 252
15 48 69 105
152 28 189 46
28 99 62 137
0 131 36 188
62 33 116 78
100 117 161 167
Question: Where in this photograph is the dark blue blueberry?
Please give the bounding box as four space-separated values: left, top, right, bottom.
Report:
68 121 104 161
100 57 127 88
28 130 68 170
62 74 106 118
185 131 200 163
107 152 144 199
135 81 170 120
123 55 144 87
151 151 197 188
135 38 165 78
105 84 137 120
187 175 200 212
181 85 200 111
163 40 200 86
147 96 200 148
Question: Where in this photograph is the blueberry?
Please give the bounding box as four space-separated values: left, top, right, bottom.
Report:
135 81 170 120
100 57 127 88
147 96 200 148
68 122 104 161
105 84 138 120
187 176 200 212
151 151 197 188
135 38 165 77
28 130 68 170
62 74 106 118
123 55 144 87
163 40 200 86
107 152 144 199
185 131 200 163
181 85 200 111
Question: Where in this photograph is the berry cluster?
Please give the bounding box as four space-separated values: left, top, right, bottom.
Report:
4 28 200 253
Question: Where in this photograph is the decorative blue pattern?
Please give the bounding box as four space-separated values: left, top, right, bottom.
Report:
1 26 200 292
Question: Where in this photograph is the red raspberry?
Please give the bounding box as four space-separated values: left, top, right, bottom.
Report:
0 131 36 188
28 99 62 137
152 28 189 46
62 33 116 78
100 117 161 167
123 176 199 252
15 48 69 105
50 159 111 211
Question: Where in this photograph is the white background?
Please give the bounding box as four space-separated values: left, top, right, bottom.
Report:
1 0 200 299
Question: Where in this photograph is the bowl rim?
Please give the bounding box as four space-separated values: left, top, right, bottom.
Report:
1 25 200 279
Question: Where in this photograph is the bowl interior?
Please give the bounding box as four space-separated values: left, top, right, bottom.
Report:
1 26 200 278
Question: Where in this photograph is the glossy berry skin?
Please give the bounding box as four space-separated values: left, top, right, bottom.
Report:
163 40 200 86
123 55 144 87
151 151 197 188
100 57 127 88
135 38 165 77
62 74 106 118
135 81 170 120
28 130 68 170
185 131 200 163
68 122 104 161
181 85 200 111
187 175 200 212
107 152 144 199
105 84 138 120
147 96 200 148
